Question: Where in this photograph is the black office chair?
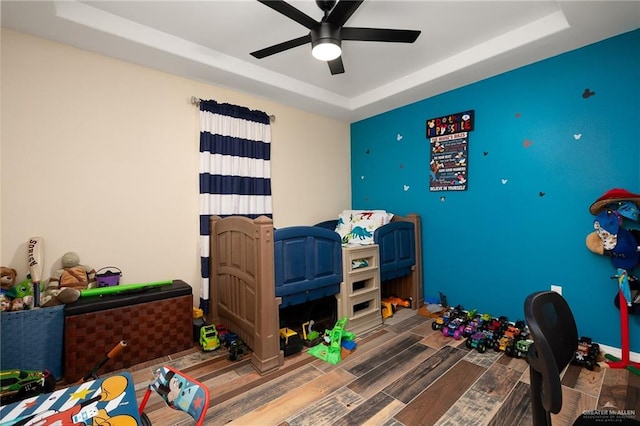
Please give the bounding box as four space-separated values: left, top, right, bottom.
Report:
524 290 640 426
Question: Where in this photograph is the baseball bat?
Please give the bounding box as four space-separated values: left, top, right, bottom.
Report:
27 237 44 307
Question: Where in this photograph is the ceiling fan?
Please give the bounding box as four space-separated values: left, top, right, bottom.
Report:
250 0 421 75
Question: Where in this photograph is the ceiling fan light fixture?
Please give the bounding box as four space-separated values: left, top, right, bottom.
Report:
312 40 341 61
311 23 341 61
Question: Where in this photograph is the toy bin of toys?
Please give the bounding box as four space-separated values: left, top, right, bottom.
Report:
0 305 64 380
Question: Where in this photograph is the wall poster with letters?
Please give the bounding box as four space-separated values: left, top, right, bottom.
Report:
426 110 474 192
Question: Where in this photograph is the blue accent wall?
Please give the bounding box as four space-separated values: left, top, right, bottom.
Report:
351 29 640 353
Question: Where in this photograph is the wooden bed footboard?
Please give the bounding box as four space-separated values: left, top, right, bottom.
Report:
208 215 283 375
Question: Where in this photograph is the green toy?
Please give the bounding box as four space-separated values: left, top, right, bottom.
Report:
80 280 173 297
200 324 220 351
6 275 44 309
307 316 355 365
6 277 34 300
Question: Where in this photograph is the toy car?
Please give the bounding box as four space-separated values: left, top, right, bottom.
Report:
442 317 466 340
432 315 447 331
220 331 239 348
481 328 500 347
213 327 249 361
228 339 250 361
513 338 534 358
216 324 228 337
0 369 56 405
572 336 600 370
465 331 489 353
494 324 521 356
431 311 450 331
199 324 220 351
483 316 509 335
216 324 237 347
280 327 303 357
432 305 465 331
462 316 484 338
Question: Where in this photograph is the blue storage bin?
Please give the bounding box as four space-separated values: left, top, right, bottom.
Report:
1 305 64 380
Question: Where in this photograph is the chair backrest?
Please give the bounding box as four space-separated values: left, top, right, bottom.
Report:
138 365 210 425
524 291 578 426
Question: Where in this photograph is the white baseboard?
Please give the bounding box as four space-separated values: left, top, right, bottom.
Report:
598 343 640 363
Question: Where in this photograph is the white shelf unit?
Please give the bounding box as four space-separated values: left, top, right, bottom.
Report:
336 244 382 335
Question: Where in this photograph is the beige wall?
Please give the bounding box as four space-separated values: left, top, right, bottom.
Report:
0 29 351 302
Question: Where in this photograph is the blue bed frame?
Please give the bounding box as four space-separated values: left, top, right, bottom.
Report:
375 221 416 282
209 213 423 375
316 214 422 306
274 226 343 308
314 219 416 281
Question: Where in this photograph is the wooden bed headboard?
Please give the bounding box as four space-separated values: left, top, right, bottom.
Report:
208 215 283 375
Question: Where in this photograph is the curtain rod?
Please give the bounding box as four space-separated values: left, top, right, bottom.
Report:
191 96 275 122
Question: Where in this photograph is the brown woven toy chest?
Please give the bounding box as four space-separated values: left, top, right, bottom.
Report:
63 280 193 383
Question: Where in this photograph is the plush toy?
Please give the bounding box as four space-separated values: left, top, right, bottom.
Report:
0 294 10 311
42 252 96 307
10 298 25 311
1 266 17 294
2 267 20 311
5 274 73 309
6 275 35 310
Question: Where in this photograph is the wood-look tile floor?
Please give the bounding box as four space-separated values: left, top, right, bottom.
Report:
118 309 640 426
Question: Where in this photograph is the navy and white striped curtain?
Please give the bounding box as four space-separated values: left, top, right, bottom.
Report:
199 100 272 311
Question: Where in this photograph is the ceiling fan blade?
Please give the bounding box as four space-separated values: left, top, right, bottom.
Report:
257 0 318 30
328 56 345 75
250 35 311 59
341 27 421 43
326 0 364 27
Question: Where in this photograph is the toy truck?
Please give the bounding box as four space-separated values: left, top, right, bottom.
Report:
484 316 509 334
443 317 466 340
228 339 250 361
466 331 489 353
462 316 484 338
481 328 500 347
572 336 600 370
280 327 303 357
432 305 465 331
199 324 220 351
494 324 521 356
513 338 534 358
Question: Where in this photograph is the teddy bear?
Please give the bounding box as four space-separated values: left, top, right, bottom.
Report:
1 266 17 293
1 267 17 311
0 267 28 311
41 252 96 307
